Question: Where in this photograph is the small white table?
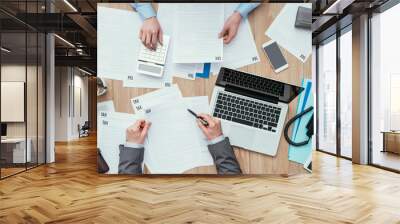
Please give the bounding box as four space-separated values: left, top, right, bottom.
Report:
1 138 31 163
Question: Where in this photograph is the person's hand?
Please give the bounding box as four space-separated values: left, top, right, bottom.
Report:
126 120 151 144
196 114 223 141
219 11 242 44
139 17 163 50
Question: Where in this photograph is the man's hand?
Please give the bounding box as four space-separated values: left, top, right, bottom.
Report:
126 120 151 145
219 11 242 44
140 17 163 50
196 114 223 141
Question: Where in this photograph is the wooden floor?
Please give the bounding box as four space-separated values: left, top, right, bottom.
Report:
372 150 400 171
1 135 400 224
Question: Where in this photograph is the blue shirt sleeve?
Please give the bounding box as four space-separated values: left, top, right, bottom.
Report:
235 3 260 18
131 3 156 20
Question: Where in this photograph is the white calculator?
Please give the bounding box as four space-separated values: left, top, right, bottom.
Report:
137 35 170 78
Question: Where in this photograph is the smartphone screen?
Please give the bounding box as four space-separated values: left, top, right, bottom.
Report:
263 42 287 70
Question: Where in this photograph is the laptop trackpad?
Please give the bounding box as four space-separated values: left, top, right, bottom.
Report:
229 125 255 146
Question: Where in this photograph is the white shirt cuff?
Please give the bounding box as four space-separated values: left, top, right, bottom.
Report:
125 142 144 149
207 135 225 145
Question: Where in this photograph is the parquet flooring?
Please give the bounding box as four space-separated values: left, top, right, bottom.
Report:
1 135 400 223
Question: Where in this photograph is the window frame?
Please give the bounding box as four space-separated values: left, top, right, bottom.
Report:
315 24 353 161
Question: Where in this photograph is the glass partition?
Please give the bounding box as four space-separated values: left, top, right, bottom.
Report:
1 31 28 177
27 31 38 169
0 1 46 179
339 28 352 158
317 37 337 155
370 3 400 171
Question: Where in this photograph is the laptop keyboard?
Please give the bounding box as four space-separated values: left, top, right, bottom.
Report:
213 92 281 132
221 69 285 96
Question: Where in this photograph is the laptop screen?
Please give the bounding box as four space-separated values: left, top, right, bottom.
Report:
216 67 304 104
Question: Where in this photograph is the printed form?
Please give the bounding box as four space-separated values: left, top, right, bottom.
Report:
172 4 224 63
98 111 142 174
131 84 182 114
143 96 213 174
97 6 140 80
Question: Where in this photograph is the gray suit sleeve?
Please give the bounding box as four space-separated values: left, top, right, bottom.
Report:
118 144 144 174
208 137 242 174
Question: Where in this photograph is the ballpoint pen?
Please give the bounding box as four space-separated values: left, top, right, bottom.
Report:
187 109 209 127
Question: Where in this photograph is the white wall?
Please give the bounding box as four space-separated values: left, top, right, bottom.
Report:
46 8 56 163
54 67 69 141
54 67 89 141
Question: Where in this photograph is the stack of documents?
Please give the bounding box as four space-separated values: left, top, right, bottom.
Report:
97 6 172 88
97 86 214 174
131 84 182 114
131 85 214 174
98 4 261 87
158 3 260 77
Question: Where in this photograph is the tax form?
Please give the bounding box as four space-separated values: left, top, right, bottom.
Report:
157 4 198 80
130 84 182 114
98 6 140 80
97 100 115 148
143 96 213 174
172 4 224 63
210 3 261 73
98 111 141 174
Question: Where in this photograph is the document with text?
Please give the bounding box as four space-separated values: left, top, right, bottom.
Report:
98 6 140 80
130 84 182 114
143 97 213 174
172 4 224 63
98 111 141 174
158 4 198 80
210 3 261 73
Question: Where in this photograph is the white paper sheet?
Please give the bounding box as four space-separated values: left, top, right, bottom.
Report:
183 96 213 165
97 100 115 148
97 100 115 112
172 4 224 63
130 84 182 114
157 4 198 80
265 3 312 62
143 97 213 174
97 6 140 80
98 111 141 174
123 70 173 89
217 3 260 71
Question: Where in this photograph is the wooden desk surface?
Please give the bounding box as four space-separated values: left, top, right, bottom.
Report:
98 3 311 175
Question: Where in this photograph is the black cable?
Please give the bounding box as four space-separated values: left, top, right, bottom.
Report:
284 106 314 147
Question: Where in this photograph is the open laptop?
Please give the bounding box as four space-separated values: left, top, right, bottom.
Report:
210 67 303 156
